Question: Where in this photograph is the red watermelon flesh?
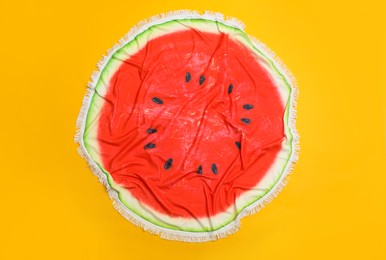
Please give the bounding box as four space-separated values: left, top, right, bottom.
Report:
97 29 285 218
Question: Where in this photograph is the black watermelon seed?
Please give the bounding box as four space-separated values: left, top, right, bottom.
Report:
152 97 163 104
186 72 191 82
199 75 205 85
241 118 251 124
146 128 157 134
211 164 218 175
197 165 203 174
164 158 173 170
228 84 233 94
235 141 241 150
243 104 254 110
144 143 156 149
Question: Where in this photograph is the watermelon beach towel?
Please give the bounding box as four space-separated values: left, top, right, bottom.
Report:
75 11 299 242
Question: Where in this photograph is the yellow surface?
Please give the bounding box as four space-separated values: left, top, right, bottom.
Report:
0 0 385 259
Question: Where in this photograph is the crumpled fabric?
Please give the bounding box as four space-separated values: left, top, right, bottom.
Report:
78 16 297 239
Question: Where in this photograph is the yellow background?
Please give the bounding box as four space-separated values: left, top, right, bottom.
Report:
1 0 385 259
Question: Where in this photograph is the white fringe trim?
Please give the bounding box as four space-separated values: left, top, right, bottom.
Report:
74 10 299 243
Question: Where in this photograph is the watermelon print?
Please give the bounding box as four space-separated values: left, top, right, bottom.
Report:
75 11 299 242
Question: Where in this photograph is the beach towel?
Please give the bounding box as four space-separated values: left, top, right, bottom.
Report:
75 11 299 242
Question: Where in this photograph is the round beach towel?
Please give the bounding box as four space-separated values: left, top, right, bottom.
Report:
75 11 299 242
